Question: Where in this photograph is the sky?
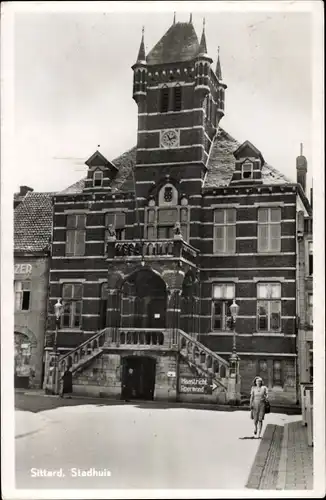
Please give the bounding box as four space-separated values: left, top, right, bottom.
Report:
12 5 313 194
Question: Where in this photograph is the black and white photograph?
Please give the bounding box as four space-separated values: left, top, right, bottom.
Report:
1 1 324 498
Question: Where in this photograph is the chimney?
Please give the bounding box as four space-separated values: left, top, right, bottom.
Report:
19 186 33 196
296 143 307 194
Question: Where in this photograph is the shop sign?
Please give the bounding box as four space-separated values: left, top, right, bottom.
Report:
14 264 32 275
179 376 213 394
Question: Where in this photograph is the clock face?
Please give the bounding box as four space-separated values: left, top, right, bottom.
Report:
160 129 179 149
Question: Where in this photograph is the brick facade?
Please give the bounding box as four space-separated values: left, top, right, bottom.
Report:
44 20 312 405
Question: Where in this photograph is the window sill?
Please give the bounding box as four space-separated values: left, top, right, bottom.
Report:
253 332 284 336
15 310 30 313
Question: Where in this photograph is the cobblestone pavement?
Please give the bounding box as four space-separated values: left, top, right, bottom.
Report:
283 421 313 490
246 420 313 490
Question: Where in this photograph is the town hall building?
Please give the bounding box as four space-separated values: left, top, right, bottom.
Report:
44 18 312 404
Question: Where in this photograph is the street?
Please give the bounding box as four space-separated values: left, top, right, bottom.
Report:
15 393 299 490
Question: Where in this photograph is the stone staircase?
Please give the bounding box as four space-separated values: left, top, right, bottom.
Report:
178 329 230 390
58 329 106 376
56 328 231 393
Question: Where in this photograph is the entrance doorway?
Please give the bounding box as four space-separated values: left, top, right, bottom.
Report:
121 356 156 401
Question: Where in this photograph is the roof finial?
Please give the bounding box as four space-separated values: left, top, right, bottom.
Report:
135 26 146 64
203 17 206 30
173 12 176 24
218 45 220 56
198 18 208 56
300 143 303 156
189 13 193 23
215 46 222 79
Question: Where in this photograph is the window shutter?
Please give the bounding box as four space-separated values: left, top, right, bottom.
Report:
174 86 182 111
270 224 281 252
160 87 169 112
73 284 83 299
258 224 269 252
115 212 126 229
226 225 236 253
65 230 75 255
75 230 86 256
66 215 76 229
62 284 73 299
105 213 115 228
214 226 224 252
76 214 86 229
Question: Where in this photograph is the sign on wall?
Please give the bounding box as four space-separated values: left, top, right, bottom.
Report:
14 264 32 275
179 376 213 395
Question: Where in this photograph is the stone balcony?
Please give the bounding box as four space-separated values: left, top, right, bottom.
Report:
106 238 199 266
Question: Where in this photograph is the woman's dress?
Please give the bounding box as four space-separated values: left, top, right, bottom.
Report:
250 385 268 422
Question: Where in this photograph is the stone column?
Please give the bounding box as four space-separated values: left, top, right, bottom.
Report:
167 289 181 347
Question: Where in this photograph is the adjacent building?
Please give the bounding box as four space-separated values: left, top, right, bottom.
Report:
44 19 312 404
14 190 53 388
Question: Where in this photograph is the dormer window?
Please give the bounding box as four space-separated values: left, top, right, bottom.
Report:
93 171 103 187
241 161 253 180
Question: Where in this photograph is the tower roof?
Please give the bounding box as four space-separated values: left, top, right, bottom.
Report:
146 21 200 65
215 47 222 80
135 27 146 64
198 19 208 56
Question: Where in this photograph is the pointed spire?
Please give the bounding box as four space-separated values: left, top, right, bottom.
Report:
173 12 176 24
198 17 208 55
189 13 193 23
215 46 222 80
300 142 303 156
135 26 146 64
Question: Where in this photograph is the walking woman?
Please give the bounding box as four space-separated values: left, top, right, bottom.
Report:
250 376 269 438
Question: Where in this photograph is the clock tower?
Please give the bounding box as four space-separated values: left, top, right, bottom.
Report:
132 17 227 201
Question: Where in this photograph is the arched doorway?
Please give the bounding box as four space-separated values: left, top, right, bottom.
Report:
121 356 156 401
120 268 167 329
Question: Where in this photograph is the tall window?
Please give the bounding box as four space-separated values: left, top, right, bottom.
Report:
308 241 313 275
257 282 281 332
66 214 86 256
212 283 235 331
62 283 83 329
213 208 236 253
93 171 103 187
307 293 313 326
160 87 170 112
99 283 108 329
14 281 31 311
258 207 281 252
160 85 183 112
173 86 182 111
105 212 126 241
272 360 283 387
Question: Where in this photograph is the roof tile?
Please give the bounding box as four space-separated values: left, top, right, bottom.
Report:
14 191 54 253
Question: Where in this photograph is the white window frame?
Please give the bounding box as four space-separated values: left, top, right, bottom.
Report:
257 207 281 253
65 214 86 257
257 282 282 332
93 170 103 188
212 283 235 331
241 160 254 180
14 281 31 311
213 208 236 254
61 283 83 329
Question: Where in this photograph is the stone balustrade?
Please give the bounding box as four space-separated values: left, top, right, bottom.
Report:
106 239 199 265
179 330 229 384
118 328 165 347
58 329 106 374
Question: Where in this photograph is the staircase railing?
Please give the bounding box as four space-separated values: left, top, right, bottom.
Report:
58 329 107 374
178 329 229 386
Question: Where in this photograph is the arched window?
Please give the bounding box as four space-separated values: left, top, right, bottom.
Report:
173 85 182 111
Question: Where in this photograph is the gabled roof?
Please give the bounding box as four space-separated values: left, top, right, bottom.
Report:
204 128 291 188
61 130 290 195
233 139 265 164
14 191 54 253
60 146 137 194
146 22 200 65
